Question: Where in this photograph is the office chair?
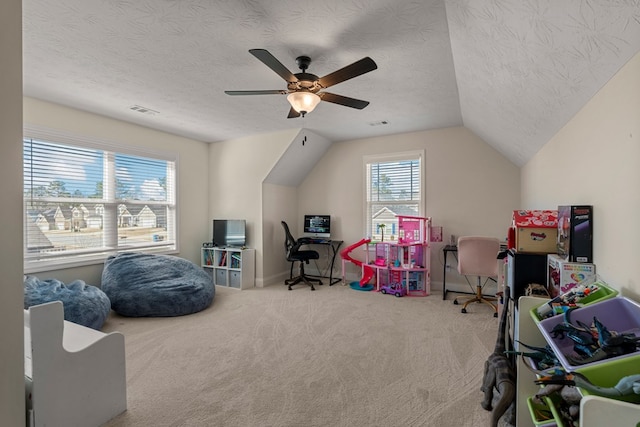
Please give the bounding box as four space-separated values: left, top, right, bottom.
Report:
281 221 323 291
453 236 500 317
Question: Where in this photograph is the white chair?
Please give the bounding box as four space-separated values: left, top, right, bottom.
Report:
453 236 500 317
24 301 127 427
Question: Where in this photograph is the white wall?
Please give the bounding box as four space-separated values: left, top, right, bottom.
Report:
262 183 298 284
296 126 521 289
23 98 211 285
0 0 25 424
208 129 298 286
521 52 640 301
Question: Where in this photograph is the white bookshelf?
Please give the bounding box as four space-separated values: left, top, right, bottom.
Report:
201 247 255 290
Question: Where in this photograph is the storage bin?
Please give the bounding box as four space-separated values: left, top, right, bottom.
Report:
577 280 619 305
576 354 640 404
527 396 557 426
537 297 640 369
529 280 619 324
545 394 571 427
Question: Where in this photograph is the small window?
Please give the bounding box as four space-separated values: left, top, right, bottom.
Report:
364 151 424 241
23 130 177 272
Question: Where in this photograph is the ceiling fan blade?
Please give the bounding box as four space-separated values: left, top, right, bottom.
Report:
225 90 287 96
287 107 301 119
318 57 377 88
249 49 298 83
319 92 370 109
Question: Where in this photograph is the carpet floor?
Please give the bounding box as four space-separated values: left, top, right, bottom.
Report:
102 283 501 427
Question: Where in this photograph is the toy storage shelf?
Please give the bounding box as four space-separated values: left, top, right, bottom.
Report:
201 247 255 290
515 296 640 427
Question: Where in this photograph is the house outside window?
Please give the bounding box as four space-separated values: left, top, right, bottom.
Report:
23 128 177 272
364 151 424 241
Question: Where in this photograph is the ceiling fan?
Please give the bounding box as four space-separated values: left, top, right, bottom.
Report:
225 49 377 118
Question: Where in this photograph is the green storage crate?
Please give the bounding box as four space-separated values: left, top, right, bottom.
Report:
576 354 640 404
529 280 618 323
546 394 571 427
527 396 557 426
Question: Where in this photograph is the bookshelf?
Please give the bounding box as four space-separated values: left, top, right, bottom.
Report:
201 247 255 290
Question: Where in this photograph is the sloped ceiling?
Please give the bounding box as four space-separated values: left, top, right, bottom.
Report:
22 0 640 166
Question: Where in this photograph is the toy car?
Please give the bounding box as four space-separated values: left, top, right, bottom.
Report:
380 283 406 297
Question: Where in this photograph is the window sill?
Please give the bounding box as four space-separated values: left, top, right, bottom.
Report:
24 246 178 274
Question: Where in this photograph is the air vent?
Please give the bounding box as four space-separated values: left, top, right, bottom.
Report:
130 105 159 116
369 120 389 126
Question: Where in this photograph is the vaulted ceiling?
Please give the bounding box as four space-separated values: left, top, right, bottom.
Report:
23 0 640 166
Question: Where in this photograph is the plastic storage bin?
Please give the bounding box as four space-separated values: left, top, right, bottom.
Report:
529 280 619 323
576 353 640 404
527 396 558 426
537 297 640 369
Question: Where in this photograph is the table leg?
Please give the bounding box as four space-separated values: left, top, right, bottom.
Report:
329 241 342 286
442 250 448 300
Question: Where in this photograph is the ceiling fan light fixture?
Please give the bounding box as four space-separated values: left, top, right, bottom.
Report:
287 91 321 115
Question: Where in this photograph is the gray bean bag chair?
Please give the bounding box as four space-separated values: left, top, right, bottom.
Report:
24 275 112 330
102 252 215 317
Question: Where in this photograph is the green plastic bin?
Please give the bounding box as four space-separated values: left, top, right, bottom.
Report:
529 280 619 323
576 353 640 404
527 396 557 426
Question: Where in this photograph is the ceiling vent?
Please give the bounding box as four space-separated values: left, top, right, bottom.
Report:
130 105 159 116
369 120 388 126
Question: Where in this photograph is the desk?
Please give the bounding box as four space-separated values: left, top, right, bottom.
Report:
297 239 343 286
442 245 458 300
442 244 507 300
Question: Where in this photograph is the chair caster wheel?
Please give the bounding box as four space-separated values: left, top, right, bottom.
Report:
493 312 498 318
461 308 467 313
453 299 459 305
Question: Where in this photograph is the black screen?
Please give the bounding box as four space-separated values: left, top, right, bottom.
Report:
213 219 246 247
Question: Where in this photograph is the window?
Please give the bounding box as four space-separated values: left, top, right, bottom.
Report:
23 129 177 272
364 151 424 241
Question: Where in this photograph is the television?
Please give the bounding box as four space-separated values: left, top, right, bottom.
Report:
212 219 246 247
303 215 331 239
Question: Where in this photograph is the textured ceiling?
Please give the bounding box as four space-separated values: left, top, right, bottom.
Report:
23 0 640 166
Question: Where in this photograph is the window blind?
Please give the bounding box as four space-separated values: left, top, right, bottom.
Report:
365 153 422 240
23 136 177 271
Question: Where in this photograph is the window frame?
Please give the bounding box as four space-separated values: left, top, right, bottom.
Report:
23 125 179 273
363 150 425 241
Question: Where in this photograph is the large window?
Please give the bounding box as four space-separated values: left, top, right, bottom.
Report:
364 151 424 241
23 129 177 272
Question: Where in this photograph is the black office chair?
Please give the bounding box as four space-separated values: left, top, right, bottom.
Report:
281 221 322 291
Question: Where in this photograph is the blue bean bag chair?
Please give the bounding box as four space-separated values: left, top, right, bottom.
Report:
102 252 215 317
24 276 112 330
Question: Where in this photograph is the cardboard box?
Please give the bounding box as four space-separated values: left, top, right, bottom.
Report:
513 210 558 254
547 253 596 298
557 205 593 262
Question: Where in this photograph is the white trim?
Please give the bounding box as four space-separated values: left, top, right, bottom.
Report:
24 246 179 274
362 150 426 238
23 125 180 272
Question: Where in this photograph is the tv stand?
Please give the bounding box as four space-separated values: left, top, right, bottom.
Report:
201 246 255 289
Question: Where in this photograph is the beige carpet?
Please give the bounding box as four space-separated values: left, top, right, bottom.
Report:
102 283 500 427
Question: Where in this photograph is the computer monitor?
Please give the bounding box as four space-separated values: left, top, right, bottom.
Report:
303 215 331 239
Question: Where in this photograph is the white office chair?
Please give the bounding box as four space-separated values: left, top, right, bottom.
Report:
453 236 500 317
